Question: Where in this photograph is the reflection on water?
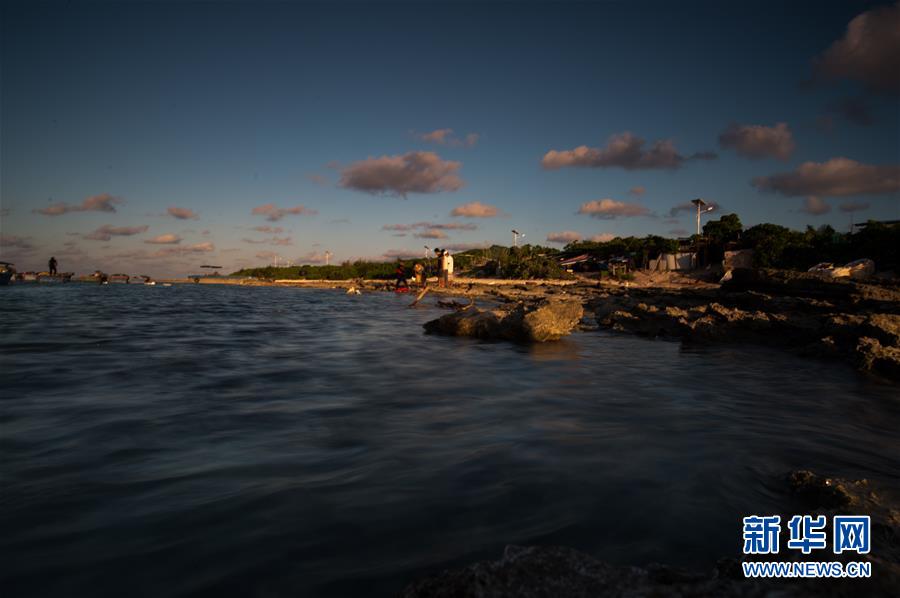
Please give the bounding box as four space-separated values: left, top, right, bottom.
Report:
1 284 897 597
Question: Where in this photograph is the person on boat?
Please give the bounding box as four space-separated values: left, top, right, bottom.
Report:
413 262 426 287
48 256 58 276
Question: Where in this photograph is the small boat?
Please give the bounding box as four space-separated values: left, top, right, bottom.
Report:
76 271 109 283
0 262 15 286
108 273 130 284
17 271 38 282
37 272 73 283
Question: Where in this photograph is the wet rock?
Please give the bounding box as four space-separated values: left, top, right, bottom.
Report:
400 545 775 598
499 298 584 342
854 337 900 378
786 470 900 593
423 309 503 340
864 314 900 346
588 276 900 379
424 298 583 342
788 470 864 509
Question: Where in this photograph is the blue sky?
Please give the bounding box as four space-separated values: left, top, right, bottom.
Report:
1 0 898 276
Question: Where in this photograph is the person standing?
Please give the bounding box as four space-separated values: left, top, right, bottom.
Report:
413 261 425 287
435 248 446 288
444 251 454 287
48 256 58 276
394 261 407 291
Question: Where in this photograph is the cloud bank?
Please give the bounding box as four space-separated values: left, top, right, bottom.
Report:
752 158 900 197
628 186 645 197
718 123 795 160
813 1 900 95
167 206 199 220
36 193 122 216
251 203 318 222
83 225 149 241
382 221 477 232
542 132 716 170
546 231 581 244
450 201 499 218
144 234 182 245
577 198 651 219
339 151 463 197
416 128 479 147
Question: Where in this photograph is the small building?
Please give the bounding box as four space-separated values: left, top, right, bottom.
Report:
647 252 696 271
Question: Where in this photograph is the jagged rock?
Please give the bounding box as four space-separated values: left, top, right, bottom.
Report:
864 314 900 346
424 299 583 342
423 309 503 340
499 298 584 342
400 545 774 598
788 470 864 509
855 337 900 378
786 470 900 593
589 279 900 379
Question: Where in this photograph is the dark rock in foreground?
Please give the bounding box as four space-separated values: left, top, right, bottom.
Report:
590 273 900 380
401 544 773 598
424 298 583 342
402 470 900 597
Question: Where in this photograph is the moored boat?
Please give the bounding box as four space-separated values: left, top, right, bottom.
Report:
108 273 130 284
0 262 15 286
76 271 109 283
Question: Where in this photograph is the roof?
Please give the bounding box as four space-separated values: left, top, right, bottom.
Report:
559 253 591 266
853 219 900 229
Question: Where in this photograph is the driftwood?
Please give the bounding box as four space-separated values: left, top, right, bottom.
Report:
437 298 475 311
409 286 430 307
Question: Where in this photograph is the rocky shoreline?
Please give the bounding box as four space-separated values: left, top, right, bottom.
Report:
416 269 900 381
400 470 900 597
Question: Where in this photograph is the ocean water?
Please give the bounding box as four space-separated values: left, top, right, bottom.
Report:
1 284 898 597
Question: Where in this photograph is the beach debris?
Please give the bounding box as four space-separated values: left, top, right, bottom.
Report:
436 298 474 311
808 258 875 280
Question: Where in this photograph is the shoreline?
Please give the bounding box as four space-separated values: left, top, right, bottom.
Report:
16 270 899 379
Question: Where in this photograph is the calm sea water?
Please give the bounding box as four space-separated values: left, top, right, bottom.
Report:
1 284 898 597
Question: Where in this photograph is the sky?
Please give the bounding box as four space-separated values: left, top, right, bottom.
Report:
1 0 898 277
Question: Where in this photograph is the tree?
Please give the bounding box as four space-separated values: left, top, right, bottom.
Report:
742 223 799 267
703 213 743 244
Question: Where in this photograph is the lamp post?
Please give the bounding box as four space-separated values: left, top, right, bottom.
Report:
691 198 714 235
511 229 524 247
324 251 332 266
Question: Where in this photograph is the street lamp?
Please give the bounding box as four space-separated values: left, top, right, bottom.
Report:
512 229 525 247
423 245 430 258
324 251 332 266
691 198 715 235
